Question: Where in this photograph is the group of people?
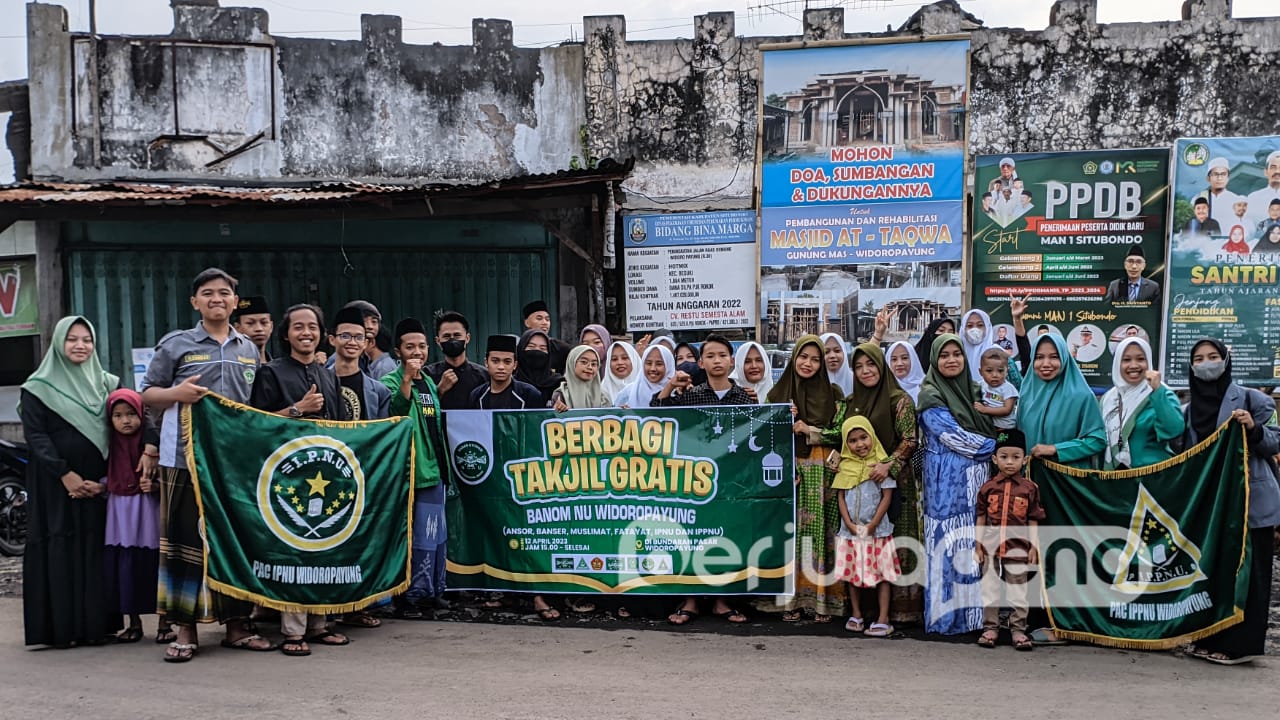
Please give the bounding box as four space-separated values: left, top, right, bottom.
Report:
18 267 1279 666
1184 152 1280 255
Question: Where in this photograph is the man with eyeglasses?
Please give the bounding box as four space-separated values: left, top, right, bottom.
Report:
1105 243 1160 305
425 311 489 410
329 306 391 422
1195 157 1240 224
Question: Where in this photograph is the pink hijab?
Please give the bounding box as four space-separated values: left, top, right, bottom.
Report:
106 388 144 496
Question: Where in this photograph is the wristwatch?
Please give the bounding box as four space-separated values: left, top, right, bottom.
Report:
288 405 302 418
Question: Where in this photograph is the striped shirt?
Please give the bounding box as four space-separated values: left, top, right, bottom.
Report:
139 322 260 468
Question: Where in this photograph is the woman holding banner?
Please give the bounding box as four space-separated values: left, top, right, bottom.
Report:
767 335 847 622
847 342 923 624
729 341 774 403
917 334 994 635
1100 337 1184 470
1017 332 1106 645
1182 339 1280 666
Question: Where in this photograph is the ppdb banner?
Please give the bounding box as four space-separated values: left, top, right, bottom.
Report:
1033 421 1250 649
444 406 796 595
186 394 415 613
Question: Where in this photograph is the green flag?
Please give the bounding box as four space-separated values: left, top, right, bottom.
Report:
444 405 796 595
186 394 415 612
1035 421 1250 649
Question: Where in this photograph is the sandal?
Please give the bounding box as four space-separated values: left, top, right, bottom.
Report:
977 630 998 648
615 606 632 619
1201 651 1254 666
1029 627 1068 646
713 608 748 624
281 637 311 657
566 599 597 614
304 630 350 646
667 608 699 626
781 610 803 622
813 614 833 624
1012 632 1034 651
163 642 198 663
844 616 865 633
220 634 277 652
115 626 144 644
864 622 894 637
533 604 561 621
155 626 177 645
338 612 382 629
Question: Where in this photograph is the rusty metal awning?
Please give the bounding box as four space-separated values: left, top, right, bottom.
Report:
0 160 632 209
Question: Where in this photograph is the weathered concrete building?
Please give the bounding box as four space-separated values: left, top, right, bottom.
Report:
0 0 1278 394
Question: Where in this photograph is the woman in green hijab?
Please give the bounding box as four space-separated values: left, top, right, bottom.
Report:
766 335 847 621
20 316 123 647
1015 332 1106 645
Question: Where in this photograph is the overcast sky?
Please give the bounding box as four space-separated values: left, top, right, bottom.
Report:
0 0 1274 182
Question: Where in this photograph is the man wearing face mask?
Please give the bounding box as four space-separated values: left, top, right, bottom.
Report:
426 311 489 410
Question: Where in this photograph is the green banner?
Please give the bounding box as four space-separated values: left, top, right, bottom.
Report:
186 394 415 612
1167 136 1280 386
0 258 39 338
971 150 1169 386
444 406 796 594
1034 422 1249 649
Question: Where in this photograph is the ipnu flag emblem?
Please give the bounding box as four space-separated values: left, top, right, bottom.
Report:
258 436 365 552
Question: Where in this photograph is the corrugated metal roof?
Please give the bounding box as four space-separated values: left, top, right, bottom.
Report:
0 160 633 207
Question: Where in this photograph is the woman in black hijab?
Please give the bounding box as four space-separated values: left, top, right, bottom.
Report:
1182 338 1280 665
515 329 564 406
913 317 956 370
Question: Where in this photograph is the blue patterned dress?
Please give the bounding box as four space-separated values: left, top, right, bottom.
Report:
919 406 995 635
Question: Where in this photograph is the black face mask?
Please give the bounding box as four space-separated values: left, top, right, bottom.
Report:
441 339 467 358
522 349 550 370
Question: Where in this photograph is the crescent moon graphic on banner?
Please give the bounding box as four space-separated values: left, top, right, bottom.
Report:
747 435 763 452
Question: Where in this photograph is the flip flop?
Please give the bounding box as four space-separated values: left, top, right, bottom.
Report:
845 616 865 633
115 626 144 644
220 634 277 652
667 608 699 626
1202 651 1254 666
280 637 311 657
977 630 998 648
864 622 894 637
154 627 177 644
337 613 382 629
1012 632 1034 651
1029 627 1068 646
304 630 350 646
534 605 561 621
163 642 198 663
713 608 748 624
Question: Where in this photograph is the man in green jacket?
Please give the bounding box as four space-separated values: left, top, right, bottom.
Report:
381 318 451 619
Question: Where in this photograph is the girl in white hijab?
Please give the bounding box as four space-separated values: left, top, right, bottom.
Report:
1099 336 1183 470
819 333 854 396
612 345 675 409
729 341 774 403
886 341 926 403
600 341 641 402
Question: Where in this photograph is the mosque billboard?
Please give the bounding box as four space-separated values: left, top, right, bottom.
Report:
757 38 968 347
969 149 1171 386
1165 136 1280 386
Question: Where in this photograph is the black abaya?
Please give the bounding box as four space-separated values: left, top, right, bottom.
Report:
20 390 120 646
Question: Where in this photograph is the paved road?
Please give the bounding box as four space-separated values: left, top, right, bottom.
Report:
0 597 1276 720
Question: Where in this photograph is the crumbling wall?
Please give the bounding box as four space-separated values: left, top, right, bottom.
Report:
25 1 583 183
21 0 1280 189
968 0 1280 156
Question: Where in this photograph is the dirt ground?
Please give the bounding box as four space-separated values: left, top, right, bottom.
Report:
1 554 1278 719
